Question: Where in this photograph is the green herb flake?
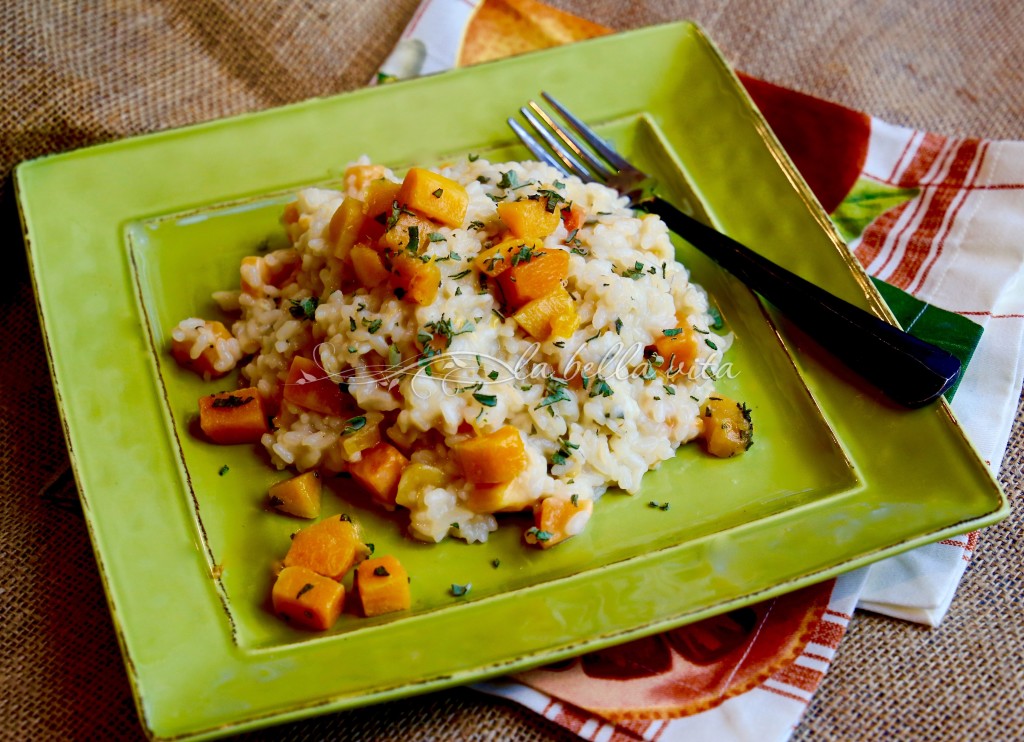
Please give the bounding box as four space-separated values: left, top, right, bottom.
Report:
705 339 718 350
491 558 501 569
450 268 472 280
211 394 253 409
664 385 676 396
432 188 443 198
571 494 579 507
662 328 683 337
428 232 447 242
648 500 670 511
589 377 614 398
365 318 383 334
296 583 315 599
473 392 498 407
708 306 725 331
468 153 480 162
218 465 229 476
373 566 390 577
289 297 319 321
527 527 553 542
620 262 646 280
406 224 420 253
342 416 367 435
450 582 471 597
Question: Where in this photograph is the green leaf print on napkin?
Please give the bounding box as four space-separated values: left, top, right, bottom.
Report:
831 177 919 242
870 278 982 401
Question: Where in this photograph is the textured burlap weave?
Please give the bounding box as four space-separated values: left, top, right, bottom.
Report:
2 1 1021 740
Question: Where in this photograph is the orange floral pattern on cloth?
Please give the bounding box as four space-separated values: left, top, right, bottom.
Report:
515 579 835 722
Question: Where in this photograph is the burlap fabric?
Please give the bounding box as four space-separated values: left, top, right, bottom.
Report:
2 2 1021 740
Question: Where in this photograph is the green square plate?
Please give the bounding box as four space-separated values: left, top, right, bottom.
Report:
16 21 1008 741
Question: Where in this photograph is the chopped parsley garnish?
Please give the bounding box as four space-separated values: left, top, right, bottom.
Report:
615 317 623 333
289 297 319 321
664 385 676 395
431 188 443 198
406 224 420 253
708 306 725 330
648 500 670 511
589 376 614 398
473 392 497 407
349 316 357 332
269 495 284 507
468 153 480 162
663 328 683 337
364 318 383 334
534 188 567 213
425 315 474 348
526 527 553 542
468 220 486 230
491 558 501 569
212 394 253 408
373 566 390 577
450 268 472 280
509 243 536 266
450 583 471 597
487 370 500 380
296 583 315 599
497 170 520 189
218 465 229 476
705 339 718 350
428 231 447 242
571 494 580 507
620 262 646 280
476 175 490 184
536 375 572 409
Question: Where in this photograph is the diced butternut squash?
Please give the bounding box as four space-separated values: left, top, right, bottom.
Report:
363 179 403 222
395 463 447 509
454 425 527 485
328 196 366 258
699 396 754 458
282 356 349 417
240 256 270 297
473 237 544 278
198 387 269 444
268 471 322 519
654 327 699 377
497 247 570 308
397 167 468 227
378 212 432 253
355 555 411 617
512 287 579 341
350 245 390 288
561 202 586 233
466 480 534 514
344 164 389 198
349 441 410 508
497 198 561 238
171 320 233 379
339 411 385 458
284 514 369 580
272 565 345 631
390 253 440 305
525 496 593 549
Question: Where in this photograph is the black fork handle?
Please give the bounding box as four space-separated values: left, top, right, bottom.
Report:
641 196 961 408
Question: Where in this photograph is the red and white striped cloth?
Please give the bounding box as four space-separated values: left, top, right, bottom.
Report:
382 1 1024 737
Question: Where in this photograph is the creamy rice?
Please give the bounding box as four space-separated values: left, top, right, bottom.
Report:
174 157 731 545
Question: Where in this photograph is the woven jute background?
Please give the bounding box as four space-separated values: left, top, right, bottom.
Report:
2 1 1021 740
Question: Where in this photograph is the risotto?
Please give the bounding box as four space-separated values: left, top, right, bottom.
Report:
171 156 750 549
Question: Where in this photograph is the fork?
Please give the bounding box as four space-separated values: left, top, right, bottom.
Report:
509 92 961 409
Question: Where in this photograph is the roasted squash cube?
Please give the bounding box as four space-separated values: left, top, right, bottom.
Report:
355 555 411 617
654 327 699 377
512 287 579 341
349 441 410 508
497 247 570 308
466 480 534 514
397 167 468 227
268 471 322 519
526 496 593 549
454 425 527 485
699 396 754 458
283 356 349 417
283 514 369 580
390 253 440 305
198 387 269 444
272 565 345 631
498 198 562 238
328 196 366 258
350 245 390 288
